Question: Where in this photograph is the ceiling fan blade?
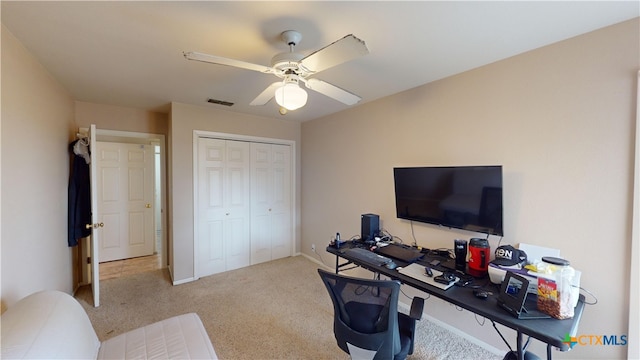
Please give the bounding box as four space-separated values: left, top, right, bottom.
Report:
250 82 282 106
299 34 369 74
303 78 361 106
183 51 273 74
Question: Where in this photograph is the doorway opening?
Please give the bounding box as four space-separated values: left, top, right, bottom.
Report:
79 129 167 283
98 143 164 280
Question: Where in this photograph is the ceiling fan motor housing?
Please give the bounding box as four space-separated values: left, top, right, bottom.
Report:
271 52 305 75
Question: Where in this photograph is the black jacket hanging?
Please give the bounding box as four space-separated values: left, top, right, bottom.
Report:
68 139 92 247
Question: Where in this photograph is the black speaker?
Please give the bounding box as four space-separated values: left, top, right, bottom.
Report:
361 213 380 243
454 239 468 271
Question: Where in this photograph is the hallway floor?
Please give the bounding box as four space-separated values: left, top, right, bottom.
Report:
99 254 162 281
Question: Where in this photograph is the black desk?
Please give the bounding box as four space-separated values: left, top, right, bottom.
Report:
327 243 585 360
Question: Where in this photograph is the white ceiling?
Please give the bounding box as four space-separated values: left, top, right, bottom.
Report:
2 1 638 122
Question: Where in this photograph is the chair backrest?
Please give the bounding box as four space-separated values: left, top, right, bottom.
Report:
318 269 402 360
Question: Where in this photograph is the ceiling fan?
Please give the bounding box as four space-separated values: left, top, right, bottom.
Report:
183 30 369 114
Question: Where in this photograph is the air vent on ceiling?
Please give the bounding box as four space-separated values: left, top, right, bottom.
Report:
207 98 234 106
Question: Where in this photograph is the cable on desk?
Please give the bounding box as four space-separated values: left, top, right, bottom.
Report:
348 234 360 242
354 285 372 296
377 228 394 243
399 286 430 302
578 286 598 305
409 221 418 247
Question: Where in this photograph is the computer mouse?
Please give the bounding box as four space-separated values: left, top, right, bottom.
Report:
385 261 397 270
473 289 490 299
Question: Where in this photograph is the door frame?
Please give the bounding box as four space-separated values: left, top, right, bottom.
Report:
81 128 168 271
192 130 296 280
89 125 99 307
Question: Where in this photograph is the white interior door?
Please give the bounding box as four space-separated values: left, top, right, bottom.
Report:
96 142 155 262
197 138 250 277
89 124 100 307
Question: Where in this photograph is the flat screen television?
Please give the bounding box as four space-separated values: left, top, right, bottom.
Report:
393 165 503 236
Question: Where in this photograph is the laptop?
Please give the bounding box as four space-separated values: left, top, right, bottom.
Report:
374 243 424 263
497 271 550 320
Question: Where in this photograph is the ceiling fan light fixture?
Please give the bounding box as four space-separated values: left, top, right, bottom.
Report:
275 81 307 111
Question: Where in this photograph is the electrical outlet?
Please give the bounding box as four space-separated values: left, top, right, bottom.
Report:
311 244 316 252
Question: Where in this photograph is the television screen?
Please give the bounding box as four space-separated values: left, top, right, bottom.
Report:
393 166 503 236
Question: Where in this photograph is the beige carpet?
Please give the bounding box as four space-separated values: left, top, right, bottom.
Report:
75 256 501 360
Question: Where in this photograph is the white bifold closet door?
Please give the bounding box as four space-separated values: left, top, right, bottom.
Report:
197 138 251 277
196 137 292 278
250 142 292 265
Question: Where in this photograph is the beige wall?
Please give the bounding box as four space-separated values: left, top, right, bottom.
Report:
1 25 76 310
75 101 168 135
302 19 639 359
169 102 301 282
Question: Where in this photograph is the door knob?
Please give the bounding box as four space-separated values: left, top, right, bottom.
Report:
146 203 151 208
85 223 104 229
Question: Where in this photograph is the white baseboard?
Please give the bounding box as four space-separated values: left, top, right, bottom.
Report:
300 252 335 270
172 276 197 286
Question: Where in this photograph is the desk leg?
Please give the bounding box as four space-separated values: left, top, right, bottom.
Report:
546 344 552 360
335 255 339 274
517 332 524 360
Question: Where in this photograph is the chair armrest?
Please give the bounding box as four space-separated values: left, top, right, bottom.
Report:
409 297 424 320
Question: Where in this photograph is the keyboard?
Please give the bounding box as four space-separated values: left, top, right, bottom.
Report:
344 248 392 267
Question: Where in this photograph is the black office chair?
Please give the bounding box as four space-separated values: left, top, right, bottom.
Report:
318 269 425 360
